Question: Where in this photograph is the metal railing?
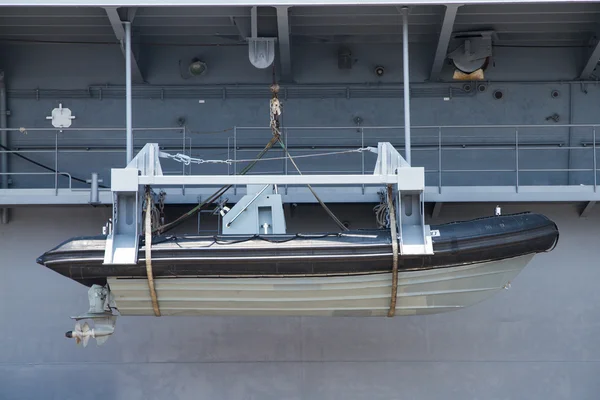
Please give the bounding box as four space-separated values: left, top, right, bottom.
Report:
0 126 190 192
0 124 598 195
232 124 598 193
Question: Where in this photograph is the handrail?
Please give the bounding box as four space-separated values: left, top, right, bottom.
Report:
0 124 597 195
0 172 72 190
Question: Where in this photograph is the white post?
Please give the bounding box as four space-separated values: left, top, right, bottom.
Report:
124 21 133 164
402 6 411 165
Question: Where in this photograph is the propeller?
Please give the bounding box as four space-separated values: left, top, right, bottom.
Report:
65 322 92 347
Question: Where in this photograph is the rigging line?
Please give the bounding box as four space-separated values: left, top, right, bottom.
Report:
276 138 349 232
386 184 399 317
153 134 281 235
163 147 369 165
271 73 348 232
0 143 108 188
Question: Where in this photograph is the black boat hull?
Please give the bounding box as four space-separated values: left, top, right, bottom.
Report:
38 213 559 287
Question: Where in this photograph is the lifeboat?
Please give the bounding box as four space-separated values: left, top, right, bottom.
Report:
37 212 558 317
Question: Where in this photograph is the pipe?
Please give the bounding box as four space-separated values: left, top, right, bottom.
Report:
402 6 411 165
90 173 100 204
0 71 8 224
124 21 133 164
567 83 573 185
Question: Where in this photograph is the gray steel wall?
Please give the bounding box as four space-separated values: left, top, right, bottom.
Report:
1 39 600 399
1 43 599 189
1 203 599 400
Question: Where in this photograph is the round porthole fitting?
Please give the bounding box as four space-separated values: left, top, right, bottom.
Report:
551 90 560 99
493 90 504 100
477 84 487 93
462 83 472 92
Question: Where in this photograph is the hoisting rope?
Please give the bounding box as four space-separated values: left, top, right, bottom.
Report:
277 141 349 232
386 184 399 317
270 82 349 232
154 79 348 234
144 187 161 317
153 134 280 235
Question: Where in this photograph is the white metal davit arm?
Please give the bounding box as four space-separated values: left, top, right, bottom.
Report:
103 141 433 266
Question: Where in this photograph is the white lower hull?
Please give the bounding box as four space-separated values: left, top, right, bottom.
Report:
107 254 534 317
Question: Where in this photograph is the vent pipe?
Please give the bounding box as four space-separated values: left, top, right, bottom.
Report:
124 21 133 164
402 7 412 165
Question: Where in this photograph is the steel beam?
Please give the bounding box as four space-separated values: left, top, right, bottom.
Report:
104 7 144 84
4 0 586 5
579 201 596 217
4 185 600 206
580 35 600 79
276 6 292 81
138 173 422 186
429 4 460 81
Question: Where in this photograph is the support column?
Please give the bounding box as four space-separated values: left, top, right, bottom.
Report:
402 7 411 165
124 21 133 164
0 71 9 224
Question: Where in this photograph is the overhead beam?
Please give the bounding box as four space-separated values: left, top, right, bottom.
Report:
2 0 591 5
580 35 600 79
104 7 144 84
429 4 460 81
579 201 596 218
276 6 292 81
126 7 138 23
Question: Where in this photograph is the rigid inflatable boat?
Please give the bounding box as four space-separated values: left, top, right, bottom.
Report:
35 141 560 346
38 212 558 317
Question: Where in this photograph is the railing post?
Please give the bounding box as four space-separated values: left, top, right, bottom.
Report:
182 126 186 175
283 127 287 175
438 126 442 194
182 126 186 196
594 127 597 192
283 128 289 196
0 72 8 224
233 126 237 195
361 127 365 195
284 127 288 195
515 128 519 192
54 132 58 195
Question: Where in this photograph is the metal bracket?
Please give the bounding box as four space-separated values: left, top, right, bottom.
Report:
373 142 433 255
247 6 277 69
106 141 433 266
104 143 163 265
86 172 103 205
223 184 286 235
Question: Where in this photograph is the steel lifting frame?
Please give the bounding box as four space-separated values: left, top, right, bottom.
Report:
103 142 434 266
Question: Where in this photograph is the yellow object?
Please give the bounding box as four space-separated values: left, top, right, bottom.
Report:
453 68 485 81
